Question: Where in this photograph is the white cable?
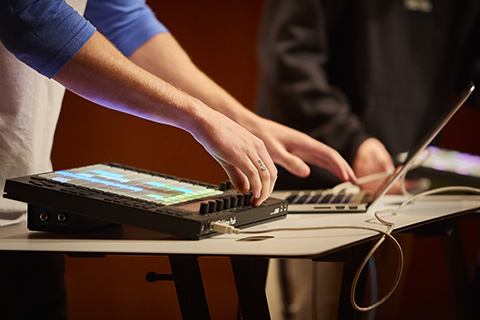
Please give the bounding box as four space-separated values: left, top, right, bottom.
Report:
211 148 480 313
327 171 392 194
210 222 402 312
398 185 480 211
331 147 432 195
357 171 392 185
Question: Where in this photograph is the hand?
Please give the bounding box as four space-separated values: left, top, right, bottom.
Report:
53 32 277 206
190 106 277 207
128 34 355 185
353 138 414 193
242 116 357 184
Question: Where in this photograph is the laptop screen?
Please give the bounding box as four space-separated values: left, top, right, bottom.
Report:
369 83 475 207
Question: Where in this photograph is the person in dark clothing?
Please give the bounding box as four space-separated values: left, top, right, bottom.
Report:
256 0 479 318
257 0 480 191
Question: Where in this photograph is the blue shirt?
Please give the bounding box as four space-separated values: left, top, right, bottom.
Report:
0 0 168 78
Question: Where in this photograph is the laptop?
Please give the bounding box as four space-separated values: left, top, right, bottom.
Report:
272 83 475 213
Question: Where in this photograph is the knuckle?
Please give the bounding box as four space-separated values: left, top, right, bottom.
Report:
254 138 266 150
245 165 259 178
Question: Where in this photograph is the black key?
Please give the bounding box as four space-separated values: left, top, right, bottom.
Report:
307 194 322 204
320 194 333 203
297 195 309 204
286 195 298 204
332 194 345 203
342 194 353 203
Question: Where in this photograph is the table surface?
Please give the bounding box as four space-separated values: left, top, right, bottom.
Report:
0 195 479 258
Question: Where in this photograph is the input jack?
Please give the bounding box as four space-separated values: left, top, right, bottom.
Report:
57 213 67 223
39 212 49 222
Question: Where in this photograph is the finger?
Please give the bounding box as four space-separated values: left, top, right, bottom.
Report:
230 154 263 204
215 144 275 206
218 162 250 193
276 135 357 183
270 146 311 178
250 156 277 206
298 147 357 183
238 138 276 206
258 146 278 194
246 156 268 206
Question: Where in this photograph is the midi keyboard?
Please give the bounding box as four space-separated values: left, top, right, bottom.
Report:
3 163 287 239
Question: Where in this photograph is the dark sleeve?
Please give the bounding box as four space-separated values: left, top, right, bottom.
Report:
0 0 96 78
256 0 370 163
458 8 480 108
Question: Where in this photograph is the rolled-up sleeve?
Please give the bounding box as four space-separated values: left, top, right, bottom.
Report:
85 0 169 57
0 0 96 78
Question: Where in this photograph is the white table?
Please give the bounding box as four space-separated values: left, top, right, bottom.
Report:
1 195 479 319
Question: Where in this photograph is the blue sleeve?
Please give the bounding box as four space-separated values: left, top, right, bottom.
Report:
0 0 96 78
85 0 169 57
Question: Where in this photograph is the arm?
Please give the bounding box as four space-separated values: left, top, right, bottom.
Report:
128 32 356 183
53 31 276 206
0 1 275 206
75 0 354 189
86 0 355 183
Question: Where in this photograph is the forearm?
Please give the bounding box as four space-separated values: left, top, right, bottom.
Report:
54 31 206 134
128 33 257 126
129 32 356 182
54 31 278 204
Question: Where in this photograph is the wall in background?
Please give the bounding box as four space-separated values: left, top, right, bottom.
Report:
49 1 479 319
52 0 264 184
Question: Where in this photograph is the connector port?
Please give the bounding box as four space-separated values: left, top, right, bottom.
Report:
57 213 67 223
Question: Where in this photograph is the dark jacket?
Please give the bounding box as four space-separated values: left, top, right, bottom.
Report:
256 0 480 188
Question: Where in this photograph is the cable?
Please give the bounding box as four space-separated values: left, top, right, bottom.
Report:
326 171 392 194
210 222 403 312
398 185 480 210
211 149 480 313
330 147 432 196
210 165 405 312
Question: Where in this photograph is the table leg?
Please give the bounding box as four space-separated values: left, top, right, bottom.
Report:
335 245 370 320
443 220 474 320
413 218 475 320
230 257 270 320
169 255 210 320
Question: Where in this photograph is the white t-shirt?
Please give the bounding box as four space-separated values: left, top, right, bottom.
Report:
0 0 88 221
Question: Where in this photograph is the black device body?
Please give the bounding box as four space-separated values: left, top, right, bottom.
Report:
3 163 287 239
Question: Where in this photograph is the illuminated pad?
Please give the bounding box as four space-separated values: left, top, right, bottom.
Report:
3 163 288 239
39 164 223 206
421 146 480 177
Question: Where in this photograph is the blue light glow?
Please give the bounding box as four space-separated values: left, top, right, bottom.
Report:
146 194 164 200
44 164 220 205
56 171 143 192
146 181 165 188
163 185 193 193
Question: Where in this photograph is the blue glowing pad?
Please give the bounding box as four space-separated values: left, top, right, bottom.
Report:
39 164 222 205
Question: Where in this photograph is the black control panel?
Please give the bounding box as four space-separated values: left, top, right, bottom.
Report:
3 163 287 239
